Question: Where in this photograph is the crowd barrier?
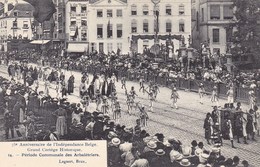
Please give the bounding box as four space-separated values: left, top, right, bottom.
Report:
11 59 260 106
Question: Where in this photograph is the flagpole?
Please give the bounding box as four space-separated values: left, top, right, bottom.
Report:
41 21 44 64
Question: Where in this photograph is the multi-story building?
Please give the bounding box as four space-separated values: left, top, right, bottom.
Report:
88 0 128 54
65 0 89 53
64 0 192 54
0 1 34 51
53 0 66 41
128 0 192 54
192 0 234 54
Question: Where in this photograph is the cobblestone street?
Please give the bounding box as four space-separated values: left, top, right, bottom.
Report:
1 64 259 166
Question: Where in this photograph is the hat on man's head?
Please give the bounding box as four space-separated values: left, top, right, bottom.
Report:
182 146 192 157
147 141 157 149
155 149 165 156
180 159 191 166
111 138 121 146
143 136 152 143
199 153 209 164
170 150 183 162
195 148 203 157
97 113 104 118
211 147 220 154
108 131 117 139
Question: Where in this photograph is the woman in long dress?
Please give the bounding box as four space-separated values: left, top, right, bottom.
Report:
53 105 67 137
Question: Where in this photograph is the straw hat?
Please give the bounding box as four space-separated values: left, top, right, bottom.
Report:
182 146 192 157
155 149 165 156
111 138 121 146
211 147 220 153
199 153 209 164
180 159 191 166
170 150 183 162
142 136 151 143
147 141 157 149
108 131 117 139
195 148 203 156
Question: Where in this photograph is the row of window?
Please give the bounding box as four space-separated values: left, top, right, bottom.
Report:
70 6 87 13
12 21 29 29
97 24 123 39
97 9 122 18
90 42 123 53
70 19 87 27
212 28 233 43
201 5 233 21
95 20 185 39
70 30 87 41
130 4 185 16
95 4 185 18
130 20 185 33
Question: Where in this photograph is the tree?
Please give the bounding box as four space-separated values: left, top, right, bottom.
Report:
231 0 260 61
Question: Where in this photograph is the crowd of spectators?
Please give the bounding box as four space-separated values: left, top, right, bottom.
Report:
1 48 259 88
0 73 252 167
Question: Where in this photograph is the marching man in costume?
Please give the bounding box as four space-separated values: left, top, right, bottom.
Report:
170 88 179 109
211 85 219 107
101 96 109 114
248 89 256 110
113 99 121 124
121 76 126 90
198 83 205 104
226 86 234 108
137 103 149 127
147 90 155 112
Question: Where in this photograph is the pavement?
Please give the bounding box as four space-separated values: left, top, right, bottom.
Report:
0 64 259 166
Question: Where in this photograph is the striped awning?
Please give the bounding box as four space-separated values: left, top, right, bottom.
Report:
67 43 88 53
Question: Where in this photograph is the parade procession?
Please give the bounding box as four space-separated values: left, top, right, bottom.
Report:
0 0 260 166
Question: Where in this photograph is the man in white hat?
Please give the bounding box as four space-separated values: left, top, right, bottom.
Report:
108 137 121 167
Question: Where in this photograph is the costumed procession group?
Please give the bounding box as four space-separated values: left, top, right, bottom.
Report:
2 61 164 139
0 60 258 167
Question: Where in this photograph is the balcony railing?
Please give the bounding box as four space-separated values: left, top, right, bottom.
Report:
70 13 87 17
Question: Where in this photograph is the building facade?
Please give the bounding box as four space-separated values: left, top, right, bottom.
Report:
65 0 89 53
128 0 192 54
88 0 128 54
192 0 234 54
53 0 66 41
65 0 192 55
0 2 34 51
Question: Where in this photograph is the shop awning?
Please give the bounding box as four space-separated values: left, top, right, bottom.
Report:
30 40 50 45
67 43 88 53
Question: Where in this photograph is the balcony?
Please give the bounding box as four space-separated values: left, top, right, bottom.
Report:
11 26 18 29
70 13 87 17
23 26 29 29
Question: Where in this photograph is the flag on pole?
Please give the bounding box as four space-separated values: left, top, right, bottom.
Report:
23 0 56 23
107 20 111 38
74 26 78 38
